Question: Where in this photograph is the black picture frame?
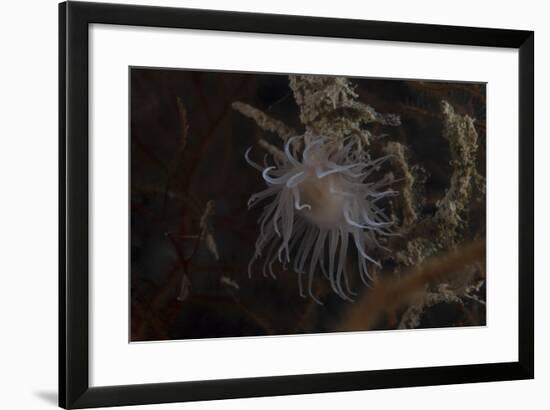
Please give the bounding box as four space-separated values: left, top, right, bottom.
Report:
59 1 534 408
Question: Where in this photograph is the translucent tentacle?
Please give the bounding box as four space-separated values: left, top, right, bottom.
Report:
244 147 264 172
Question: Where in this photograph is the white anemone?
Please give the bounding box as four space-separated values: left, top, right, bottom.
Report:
246 136 397 303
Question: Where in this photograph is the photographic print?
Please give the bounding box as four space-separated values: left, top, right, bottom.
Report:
130 68 486 342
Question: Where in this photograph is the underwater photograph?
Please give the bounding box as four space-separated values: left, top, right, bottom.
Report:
130 68 486 342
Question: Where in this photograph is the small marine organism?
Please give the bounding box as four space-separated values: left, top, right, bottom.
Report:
246 134 397 303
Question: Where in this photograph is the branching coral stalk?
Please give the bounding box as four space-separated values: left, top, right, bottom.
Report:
389 101 486 327
289 75 400 151
394 100 483 267
232 101 296 141
385 141 418 230
434 100 480 247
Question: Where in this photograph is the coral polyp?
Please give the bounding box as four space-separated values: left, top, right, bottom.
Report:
246 136 397 303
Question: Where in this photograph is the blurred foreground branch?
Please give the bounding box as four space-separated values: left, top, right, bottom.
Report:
339 239 485 332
